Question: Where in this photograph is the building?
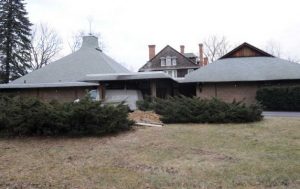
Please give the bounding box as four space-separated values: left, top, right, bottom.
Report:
184 42 300 104
138 44 208 78
0 35 130 101
1 39 300 105
82 42 300 104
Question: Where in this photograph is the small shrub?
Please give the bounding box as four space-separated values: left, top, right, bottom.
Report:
0 95 133 137
137 96 263 123
136 96 155 111
256 86 300 111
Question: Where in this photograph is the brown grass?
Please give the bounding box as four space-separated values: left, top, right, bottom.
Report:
0 117 299 189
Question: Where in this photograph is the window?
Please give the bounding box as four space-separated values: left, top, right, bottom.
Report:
172 57 177 66
164 70 177 78
88 90 100 101
166 56 172 66
160 58 166 66
161 56 177 67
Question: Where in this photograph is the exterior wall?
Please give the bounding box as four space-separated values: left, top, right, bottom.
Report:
38 88 89 102
198 83 216 99
197 83 258 104
1 87 95 102
177 69 188 78
216 83 258 104
196 81 300 104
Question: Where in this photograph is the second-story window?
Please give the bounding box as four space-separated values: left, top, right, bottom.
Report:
160 58 166 66
172 57 177 66
164 70 177 78
166 56 172 66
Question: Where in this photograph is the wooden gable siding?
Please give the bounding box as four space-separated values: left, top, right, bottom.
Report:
220 42 273 59
139 46 198 71
231 46 264 57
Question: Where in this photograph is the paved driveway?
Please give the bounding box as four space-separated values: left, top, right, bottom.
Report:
263 111 300 117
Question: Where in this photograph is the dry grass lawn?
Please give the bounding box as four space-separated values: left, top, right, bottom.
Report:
0 117 299 189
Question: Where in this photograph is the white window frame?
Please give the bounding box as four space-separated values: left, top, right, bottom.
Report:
166 56 172 66
172 57 177 66
160 57 166 66
165 70 177 78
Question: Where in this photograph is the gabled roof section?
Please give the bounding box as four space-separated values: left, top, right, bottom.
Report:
220 42 274 59
10 35 130 84
184 57 300 83
139 45 199 71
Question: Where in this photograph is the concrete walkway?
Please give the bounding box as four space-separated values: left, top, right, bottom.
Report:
263 111 300 117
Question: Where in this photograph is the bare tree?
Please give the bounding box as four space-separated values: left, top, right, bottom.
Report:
265 40 282 57
287 56 300 63
29 24 63 70
203 35 231 63
68 30 85 53
265 40 299 63
68 30 105 53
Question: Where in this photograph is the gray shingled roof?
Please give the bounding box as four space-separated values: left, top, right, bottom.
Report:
184 53 197 58
184 57 300 83
10 35 130 85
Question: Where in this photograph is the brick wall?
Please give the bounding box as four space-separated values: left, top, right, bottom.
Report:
2 87 95 102
196 81 300 104
197 83 258 104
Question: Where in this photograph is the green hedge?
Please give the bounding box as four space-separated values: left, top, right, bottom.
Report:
137 96 263 123
256 86 300 111
0 95 134 137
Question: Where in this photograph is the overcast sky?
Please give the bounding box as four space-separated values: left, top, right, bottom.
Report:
27 0 300 71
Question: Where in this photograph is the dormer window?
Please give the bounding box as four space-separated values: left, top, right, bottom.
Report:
160 57 166 66
166 56 172 66
161 56 177 66
172 57 177 66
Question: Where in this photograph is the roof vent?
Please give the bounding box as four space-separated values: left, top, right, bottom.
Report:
80 35 99 49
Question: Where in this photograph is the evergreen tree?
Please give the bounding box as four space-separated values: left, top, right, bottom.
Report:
0 52 5 83
0 0 32 83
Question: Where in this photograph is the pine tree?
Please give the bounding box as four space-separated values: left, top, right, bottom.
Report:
0 0 32 83
0 52 5 83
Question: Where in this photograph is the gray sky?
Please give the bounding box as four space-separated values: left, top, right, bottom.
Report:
27 0 300 71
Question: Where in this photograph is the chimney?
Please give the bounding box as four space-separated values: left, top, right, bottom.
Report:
148 45 156 60
81 35 99 49
203 57 208 66
199 43 204 66
180 45 185 54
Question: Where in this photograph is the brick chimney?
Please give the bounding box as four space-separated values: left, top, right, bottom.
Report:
180 45 185 54
203 57 208 66
199 43 204 66
148 45 156 60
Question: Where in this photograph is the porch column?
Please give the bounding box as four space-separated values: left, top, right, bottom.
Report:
98 82 106 100
150 80 157 98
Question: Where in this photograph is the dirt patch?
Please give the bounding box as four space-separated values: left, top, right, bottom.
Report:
113 161 178 175
129 110 162 125
190 148 236 162
0 182 53 189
